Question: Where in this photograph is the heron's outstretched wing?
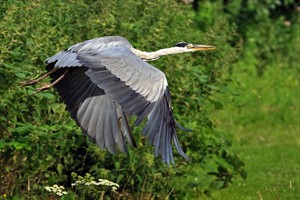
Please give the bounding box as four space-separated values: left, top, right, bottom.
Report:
76 46 188 164
46 65 136 154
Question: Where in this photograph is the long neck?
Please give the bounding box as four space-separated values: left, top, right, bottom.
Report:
131 47 187 61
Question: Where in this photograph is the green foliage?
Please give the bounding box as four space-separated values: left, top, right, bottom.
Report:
194 1 300 199
0 0 246 199
224 0 300 75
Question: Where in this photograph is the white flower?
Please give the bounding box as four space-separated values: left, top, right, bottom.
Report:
44 184 67 197
44 186 51 192
112 186 118 191
90 181 97 185
57 192 63 196
71 176 120 191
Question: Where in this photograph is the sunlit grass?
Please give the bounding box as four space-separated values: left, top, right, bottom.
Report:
211 64 300 199
213 145 300 200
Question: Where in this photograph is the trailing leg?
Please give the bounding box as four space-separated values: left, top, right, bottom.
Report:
20 67 59 86
34 69 69 93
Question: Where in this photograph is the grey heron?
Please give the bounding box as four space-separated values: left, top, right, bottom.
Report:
22 36 215 165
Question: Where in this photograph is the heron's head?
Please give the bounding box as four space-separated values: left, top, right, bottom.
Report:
174 42 216 52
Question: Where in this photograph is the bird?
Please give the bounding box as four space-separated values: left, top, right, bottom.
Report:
22 36 215 165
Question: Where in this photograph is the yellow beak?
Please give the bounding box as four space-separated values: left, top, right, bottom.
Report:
191 44 216 51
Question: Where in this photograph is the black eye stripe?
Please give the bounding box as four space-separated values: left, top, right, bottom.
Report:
174 42 188 47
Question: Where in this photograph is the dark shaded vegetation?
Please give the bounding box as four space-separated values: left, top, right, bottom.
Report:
0 0 299 199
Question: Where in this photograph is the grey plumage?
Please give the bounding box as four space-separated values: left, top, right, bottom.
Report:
45 36 212 165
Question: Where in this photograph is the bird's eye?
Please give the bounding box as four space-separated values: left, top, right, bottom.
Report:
174 42 188 47
186 44 193 48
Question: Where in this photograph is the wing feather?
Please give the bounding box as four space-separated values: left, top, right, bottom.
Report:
87 96 101 138
78 47 167 103
134 103 155 126
95 104 105 149
77 96 93 129
103 102 115 154
46 65 135 153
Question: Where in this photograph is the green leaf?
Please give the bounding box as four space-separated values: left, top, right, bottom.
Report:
8 141 31 150
0 140 6 149
15 72 26 78
57 163 64 176
2 63 16 70
209 180 224 190
39 92 55 99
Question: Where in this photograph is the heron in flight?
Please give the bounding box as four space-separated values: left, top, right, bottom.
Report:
22 36 215 165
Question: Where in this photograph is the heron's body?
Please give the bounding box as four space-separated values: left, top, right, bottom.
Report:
25 36 215 165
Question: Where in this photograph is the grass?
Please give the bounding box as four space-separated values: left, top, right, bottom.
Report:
210 64 300 200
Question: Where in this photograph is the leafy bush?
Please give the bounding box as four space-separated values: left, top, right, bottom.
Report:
0 0 245 198
198 0 300 75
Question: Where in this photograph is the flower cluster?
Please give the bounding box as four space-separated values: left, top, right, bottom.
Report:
72 178 120 191
44 184 68 196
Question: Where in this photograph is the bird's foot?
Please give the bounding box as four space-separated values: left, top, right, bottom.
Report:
34 84 53 94
20 79 40 87
20 68 60 87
